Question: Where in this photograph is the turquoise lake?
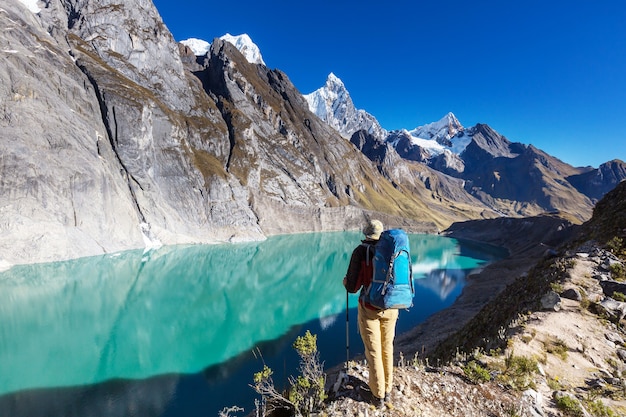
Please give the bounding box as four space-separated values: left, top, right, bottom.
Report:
0 232 506 416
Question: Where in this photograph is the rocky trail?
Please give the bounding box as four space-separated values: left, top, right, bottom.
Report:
315 241 626 417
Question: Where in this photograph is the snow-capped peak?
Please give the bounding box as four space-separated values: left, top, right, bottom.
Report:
325 72 344 89
180 34 265 65
389 129 448 156
409 112 462 142
304 73 387 140
180 38 211 56
408 112 470 153
220 33 265 65
304 73 349 120
18 0 41 13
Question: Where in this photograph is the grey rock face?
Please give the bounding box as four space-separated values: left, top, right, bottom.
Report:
1 0 265 266
196 39 435 234
2 0 439 267
51 0 192 112
1 0 144 264
599 298 626 321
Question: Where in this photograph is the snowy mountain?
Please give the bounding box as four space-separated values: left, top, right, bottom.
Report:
303 73 387 141
409 112 471 153
180 37 211 56
306 74 623 220
304 74 472 163
3 0 625 267
17 0 40 13
387 116 472 159
181 33 265 65
220 33 265 65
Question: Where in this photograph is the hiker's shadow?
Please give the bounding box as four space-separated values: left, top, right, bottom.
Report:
326 371 369 402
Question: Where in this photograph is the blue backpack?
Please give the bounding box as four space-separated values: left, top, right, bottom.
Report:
362 229 414 309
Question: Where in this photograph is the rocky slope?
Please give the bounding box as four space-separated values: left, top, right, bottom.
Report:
0 0 437 267
318 241 626 416
295 174 626 417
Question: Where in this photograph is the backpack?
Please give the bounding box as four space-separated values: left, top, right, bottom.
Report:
362 229 414 309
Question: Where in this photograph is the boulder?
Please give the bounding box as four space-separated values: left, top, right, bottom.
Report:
561 288 582 301
598 298 626 321
599 281 626 299
541 291 562 311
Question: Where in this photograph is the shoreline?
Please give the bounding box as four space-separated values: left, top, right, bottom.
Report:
394 252 535 359
395 214 577 359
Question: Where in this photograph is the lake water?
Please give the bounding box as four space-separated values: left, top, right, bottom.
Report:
0 232 505 417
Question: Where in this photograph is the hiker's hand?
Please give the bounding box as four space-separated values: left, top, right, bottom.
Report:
343 277 347 287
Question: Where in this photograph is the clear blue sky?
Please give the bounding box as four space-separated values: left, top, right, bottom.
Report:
153 0 626 168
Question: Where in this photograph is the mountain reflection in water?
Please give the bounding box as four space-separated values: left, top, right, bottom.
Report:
0 232 505 417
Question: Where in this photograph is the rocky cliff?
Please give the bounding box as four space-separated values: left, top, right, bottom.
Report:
2 0 624 268
0 0 441 267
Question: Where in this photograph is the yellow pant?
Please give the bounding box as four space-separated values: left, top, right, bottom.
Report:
357 303 399 399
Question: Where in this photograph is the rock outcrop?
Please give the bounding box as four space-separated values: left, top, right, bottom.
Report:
0 0 436 266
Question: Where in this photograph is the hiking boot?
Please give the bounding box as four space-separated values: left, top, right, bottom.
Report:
384 392 391 403
358 386 385 407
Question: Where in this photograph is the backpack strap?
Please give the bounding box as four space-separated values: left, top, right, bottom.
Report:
357 242 375 303
360 242 374 266
382 248 414 296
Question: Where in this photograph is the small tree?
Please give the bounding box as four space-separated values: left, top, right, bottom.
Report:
251 331 327 417
288 331 327 415
251 365 294 416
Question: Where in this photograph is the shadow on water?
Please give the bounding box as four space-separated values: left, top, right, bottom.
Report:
0 232 504 417
0 326 307 417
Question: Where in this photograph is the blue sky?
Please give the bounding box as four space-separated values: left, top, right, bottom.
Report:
153 0 626 168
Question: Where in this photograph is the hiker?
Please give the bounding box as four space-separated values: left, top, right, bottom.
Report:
343 219 398 407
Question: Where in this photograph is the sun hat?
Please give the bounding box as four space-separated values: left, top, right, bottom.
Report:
363 219 383 240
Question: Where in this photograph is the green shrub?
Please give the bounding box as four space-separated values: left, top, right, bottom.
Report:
546 336 569 360
585 399 617 417
547 376 563 391
498 354 538 390
580 296 591 310
607 236 624 256
612 291 626 302
288 331 327 415
610 263 625 281
253 365 273 384
251 330 327 416
462 360 491 384
551 282 564 294
555 395 584 416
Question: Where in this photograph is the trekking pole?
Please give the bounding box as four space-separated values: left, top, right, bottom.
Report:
345 290 349 371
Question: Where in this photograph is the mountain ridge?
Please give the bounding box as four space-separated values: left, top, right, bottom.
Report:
177 34 626 222
302 70 624 222
1 2 625 268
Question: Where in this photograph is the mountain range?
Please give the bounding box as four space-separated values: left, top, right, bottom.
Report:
1 0 624 267
303 73 626 221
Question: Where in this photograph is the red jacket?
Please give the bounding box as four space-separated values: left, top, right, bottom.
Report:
344 238 379 309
